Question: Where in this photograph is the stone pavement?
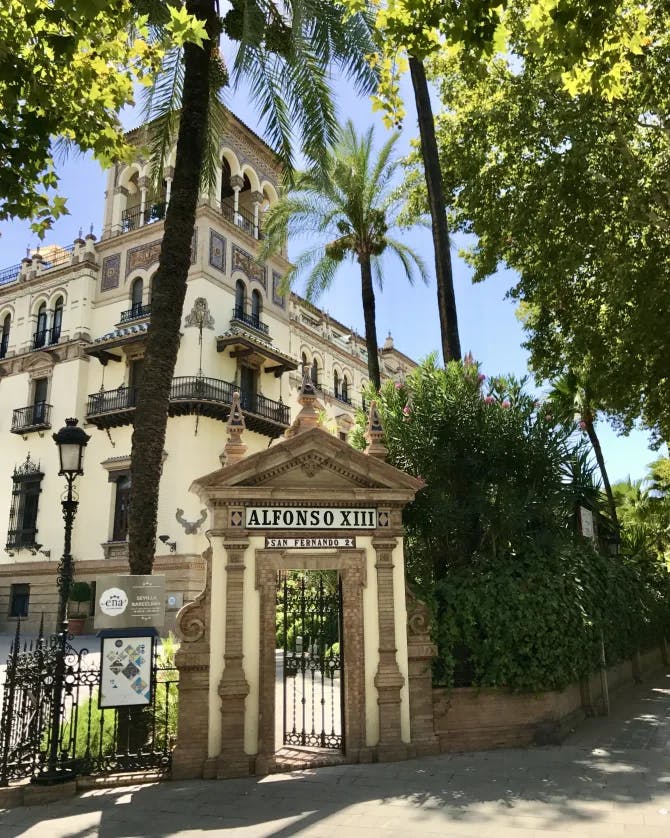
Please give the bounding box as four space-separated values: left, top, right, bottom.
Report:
1 670 669 838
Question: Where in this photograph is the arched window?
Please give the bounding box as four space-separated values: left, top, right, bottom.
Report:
150 273 158 303
34 302 48 348
131 278 144 314
251 289 262 326
341 375 349 403
311 358 318 388
235 279 246 317
221 158 234 201
51 296 63 343
301 352 308 379
333 370 339 398
0 313 10 359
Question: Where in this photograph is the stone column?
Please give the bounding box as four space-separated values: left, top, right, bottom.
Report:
112 185 128 233
164 166 174 207
231 175 244 222
139 176 149 225
215 538 251 778
372 537 407 760
250 190 263 238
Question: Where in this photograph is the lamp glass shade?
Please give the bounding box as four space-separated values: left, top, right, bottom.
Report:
53 418 90 477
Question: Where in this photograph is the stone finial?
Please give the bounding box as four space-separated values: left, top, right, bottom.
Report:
383 331 394 351
220 391 247 466
285 367 323 437
365 400 388 460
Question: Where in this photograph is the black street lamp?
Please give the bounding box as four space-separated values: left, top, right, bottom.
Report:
36 418 90 785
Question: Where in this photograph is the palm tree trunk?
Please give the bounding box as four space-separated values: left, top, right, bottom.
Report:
128 0 217 575
359 254 381 390
409 55 461 364
586 421 620 535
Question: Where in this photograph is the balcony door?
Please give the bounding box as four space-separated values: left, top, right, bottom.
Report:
239 365 256 413
35 303 48 348
32 378 48 424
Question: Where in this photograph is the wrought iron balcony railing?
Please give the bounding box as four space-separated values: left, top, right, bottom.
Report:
119 303 152 324
11 402 52 433
121 201 166 232
32 326 61 350
231 306 269 335
86 385 138 417
86 376 290 435
221 201 263 239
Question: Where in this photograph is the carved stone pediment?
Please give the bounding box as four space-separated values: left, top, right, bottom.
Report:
191 426 423 499
21 350 58 374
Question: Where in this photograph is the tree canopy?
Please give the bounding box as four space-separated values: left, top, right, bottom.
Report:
404 0 670 443
0 0 209 233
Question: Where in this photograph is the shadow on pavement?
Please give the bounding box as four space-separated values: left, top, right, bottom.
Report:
0 672 668 837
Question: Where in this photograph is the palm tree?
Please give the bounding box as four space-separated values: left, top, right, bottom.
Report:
127 1 378 575
546 370 619 533
260 120 428 390
408 56 462 364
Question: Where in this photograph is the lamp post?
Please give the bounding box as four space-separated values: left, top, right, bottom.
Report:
36 418 90 784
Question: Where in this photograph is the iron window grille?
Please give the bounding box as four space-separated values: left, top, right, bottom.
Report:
6 455 44 550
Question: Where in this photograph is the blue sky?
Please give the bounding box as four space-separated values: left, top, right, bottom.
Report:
0 72 660 485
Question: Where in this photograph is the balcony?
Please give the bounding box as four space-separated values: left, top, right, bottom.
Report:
119 303 152 324
32 326 61 350
121 202 166 232
11 402 52 434
221 201 262 239
231 306 269 336
86 376 290 437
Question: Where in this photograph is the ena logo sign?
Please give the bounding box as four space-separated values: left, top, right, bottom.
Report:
98 587 129 617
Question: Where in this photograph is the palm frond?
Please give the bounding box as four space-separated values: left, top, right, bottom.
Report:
142 46 184 190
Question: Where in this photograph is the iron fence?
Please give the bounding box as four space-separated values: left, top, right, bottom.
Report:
11 402 52 433
0 622 178 785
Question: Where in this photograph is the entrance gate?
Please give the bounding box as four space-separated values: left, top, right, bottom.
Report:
277 570 343 751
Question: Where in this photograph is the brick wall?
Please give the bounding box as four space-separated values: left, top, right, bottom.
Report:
431 642 668 752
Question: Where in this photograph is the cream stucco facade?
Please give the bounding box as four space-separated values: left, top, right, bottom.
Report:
0 110 416 633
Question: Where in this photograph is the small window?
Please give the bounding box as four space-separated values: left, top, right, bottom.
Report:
341 375 349 403
301 353 308 376
311 358 318 387
51 296 63 343
333 370 339 397
339 432 347 442
9 584 30 618
235 279 246 316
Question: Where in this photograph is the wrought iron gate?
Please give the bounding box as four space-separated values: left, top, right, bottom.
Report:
277 571 344 751
0 622 178 785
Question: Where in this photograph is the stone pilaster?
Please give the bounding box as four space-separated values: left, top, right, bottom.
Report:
372 537 406 761
405 587 439 756
255 563 280 774
215 538 251 778
172 548 212 779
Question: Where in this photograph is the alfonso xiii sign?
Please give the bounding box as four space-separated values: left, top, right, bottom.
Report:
245 506 376 529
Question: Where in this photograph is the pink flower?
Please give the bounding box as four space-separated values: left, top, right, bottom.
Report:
484 395 495 405
502 400 511 409
394 381 403 390
402 405 411 416
478 373 486 382
579 420 587 431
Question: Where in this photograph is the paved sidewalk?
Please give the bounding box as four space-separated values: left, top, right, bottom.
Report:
1 670 669 837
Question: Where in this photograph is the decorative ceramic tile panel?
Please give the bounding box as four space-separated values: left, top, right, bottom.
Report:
101 254 121 291
232 244 266 289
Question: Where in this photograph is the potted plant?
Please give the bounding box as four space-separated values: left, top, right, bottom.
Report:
68 581 91 636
